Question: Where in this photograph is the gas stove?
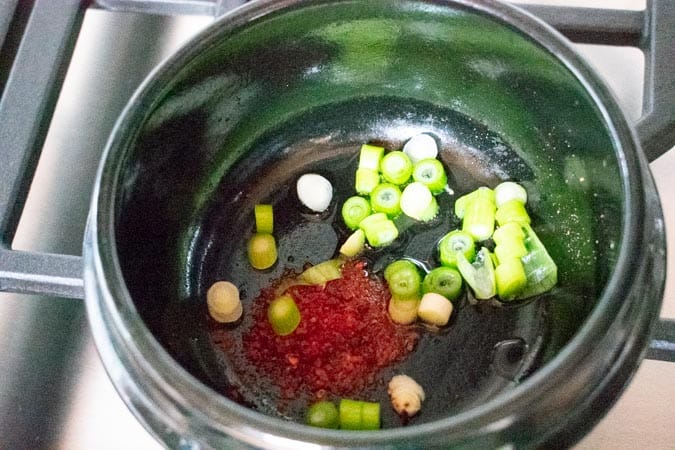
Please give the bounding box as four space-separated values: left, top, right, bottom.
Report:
0 1 673 448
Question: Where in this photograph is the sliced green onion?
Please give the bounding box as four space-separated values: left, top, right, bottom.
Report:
355 168 380 195
342 196 371 230
403 133 438 164
306 401 339 429
494 181 527 207
339 399 381 430
454 187 495 219
400 182 439 222
412 158 447 194
518 224 558 299
438 230 476 268
247 233 278 270
370 183 402 217
384 260 422 300
254 204 273 234
340 229 366 257
494 239 528 264
381 151 413 185
422 266 462 300
206 281 243 323
299 259 342 285
461 187 496 241
495 257 527 300
456 247 496 300
493 222 525 245
358 144 385 171
360 213 398 247
388 296 419 324
267 294 301 336
495 199 531 226
417 292 454 326
360 401 381 430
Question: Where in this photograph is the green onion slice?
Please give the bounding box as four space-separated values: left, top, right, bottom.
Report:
384 260 421 300
495 257 527 300
267 294 301 336
417 292 454 326
456 247 496 300
412 158 447 194
495 199 531 226
306 401 339 429
422 266 462 300
381 151 413 185
247 233 278 270
438 230 476 268
388 296 420 324
359 144 385 171
494 181 527 207
370 183 402 217
254 204 273 234
342 196 371 230
340 229 366 257
400 182 438 222
355 168 380 195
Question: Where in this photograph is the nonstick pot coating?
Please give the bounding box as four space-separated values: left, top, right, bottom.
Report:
86 0 663 448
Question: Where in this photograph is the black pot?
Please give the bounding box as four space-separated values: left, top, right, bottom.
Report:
83 0 668 448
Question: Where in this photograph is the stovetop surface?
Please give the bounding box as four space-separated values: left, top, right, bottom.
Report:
0 1 673 448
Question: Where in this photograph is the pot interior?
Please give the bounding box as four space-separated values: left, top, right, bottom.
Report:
112 0 625 429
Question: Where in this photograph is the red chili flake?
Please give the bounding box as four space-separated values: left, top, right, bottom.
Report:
215 260 419 402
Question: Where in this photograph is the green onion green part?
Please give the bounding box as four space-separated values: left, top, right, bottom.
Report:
493 222 525 245
267 294 301 336
371 183 402 217
495 257 527 300
456 247 496 299
342 196 371 230
360 213 399 247
339 399 381 430
495 199 531 226
422 266 462 300
438 230 476 268
247 233 278 270
384 260 422 300
299 259 342 285
359 144 385 171
517 224 558 299
412 158 447 194
306 401 340 429
381 151 413 185
254 204 273 234
355 168 380 195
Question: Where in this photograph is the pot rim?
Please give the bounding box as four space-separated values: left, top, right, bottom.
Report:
85 0 655 446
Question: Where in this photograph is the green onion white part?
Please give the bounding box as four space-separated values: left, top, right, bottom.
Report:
494 181 527 207
296 173 333 212
206 281 243 323
417 292 454 326
388 374 425 417
339 229 365 257
402 133 438 164
400 182 439 222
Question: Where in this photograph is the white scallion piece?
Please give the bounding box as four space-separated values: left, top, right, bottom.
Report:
494 181 527 207
388 374 425 417
403 133 438 164
297 173 333 212
400 182 438 221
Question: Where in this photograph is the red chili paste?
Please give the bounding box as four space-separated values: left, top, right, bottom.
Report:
214 260 418 402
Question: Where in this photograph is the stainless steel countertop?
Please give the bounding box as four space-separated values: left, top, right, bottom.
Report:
1 2 673 448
